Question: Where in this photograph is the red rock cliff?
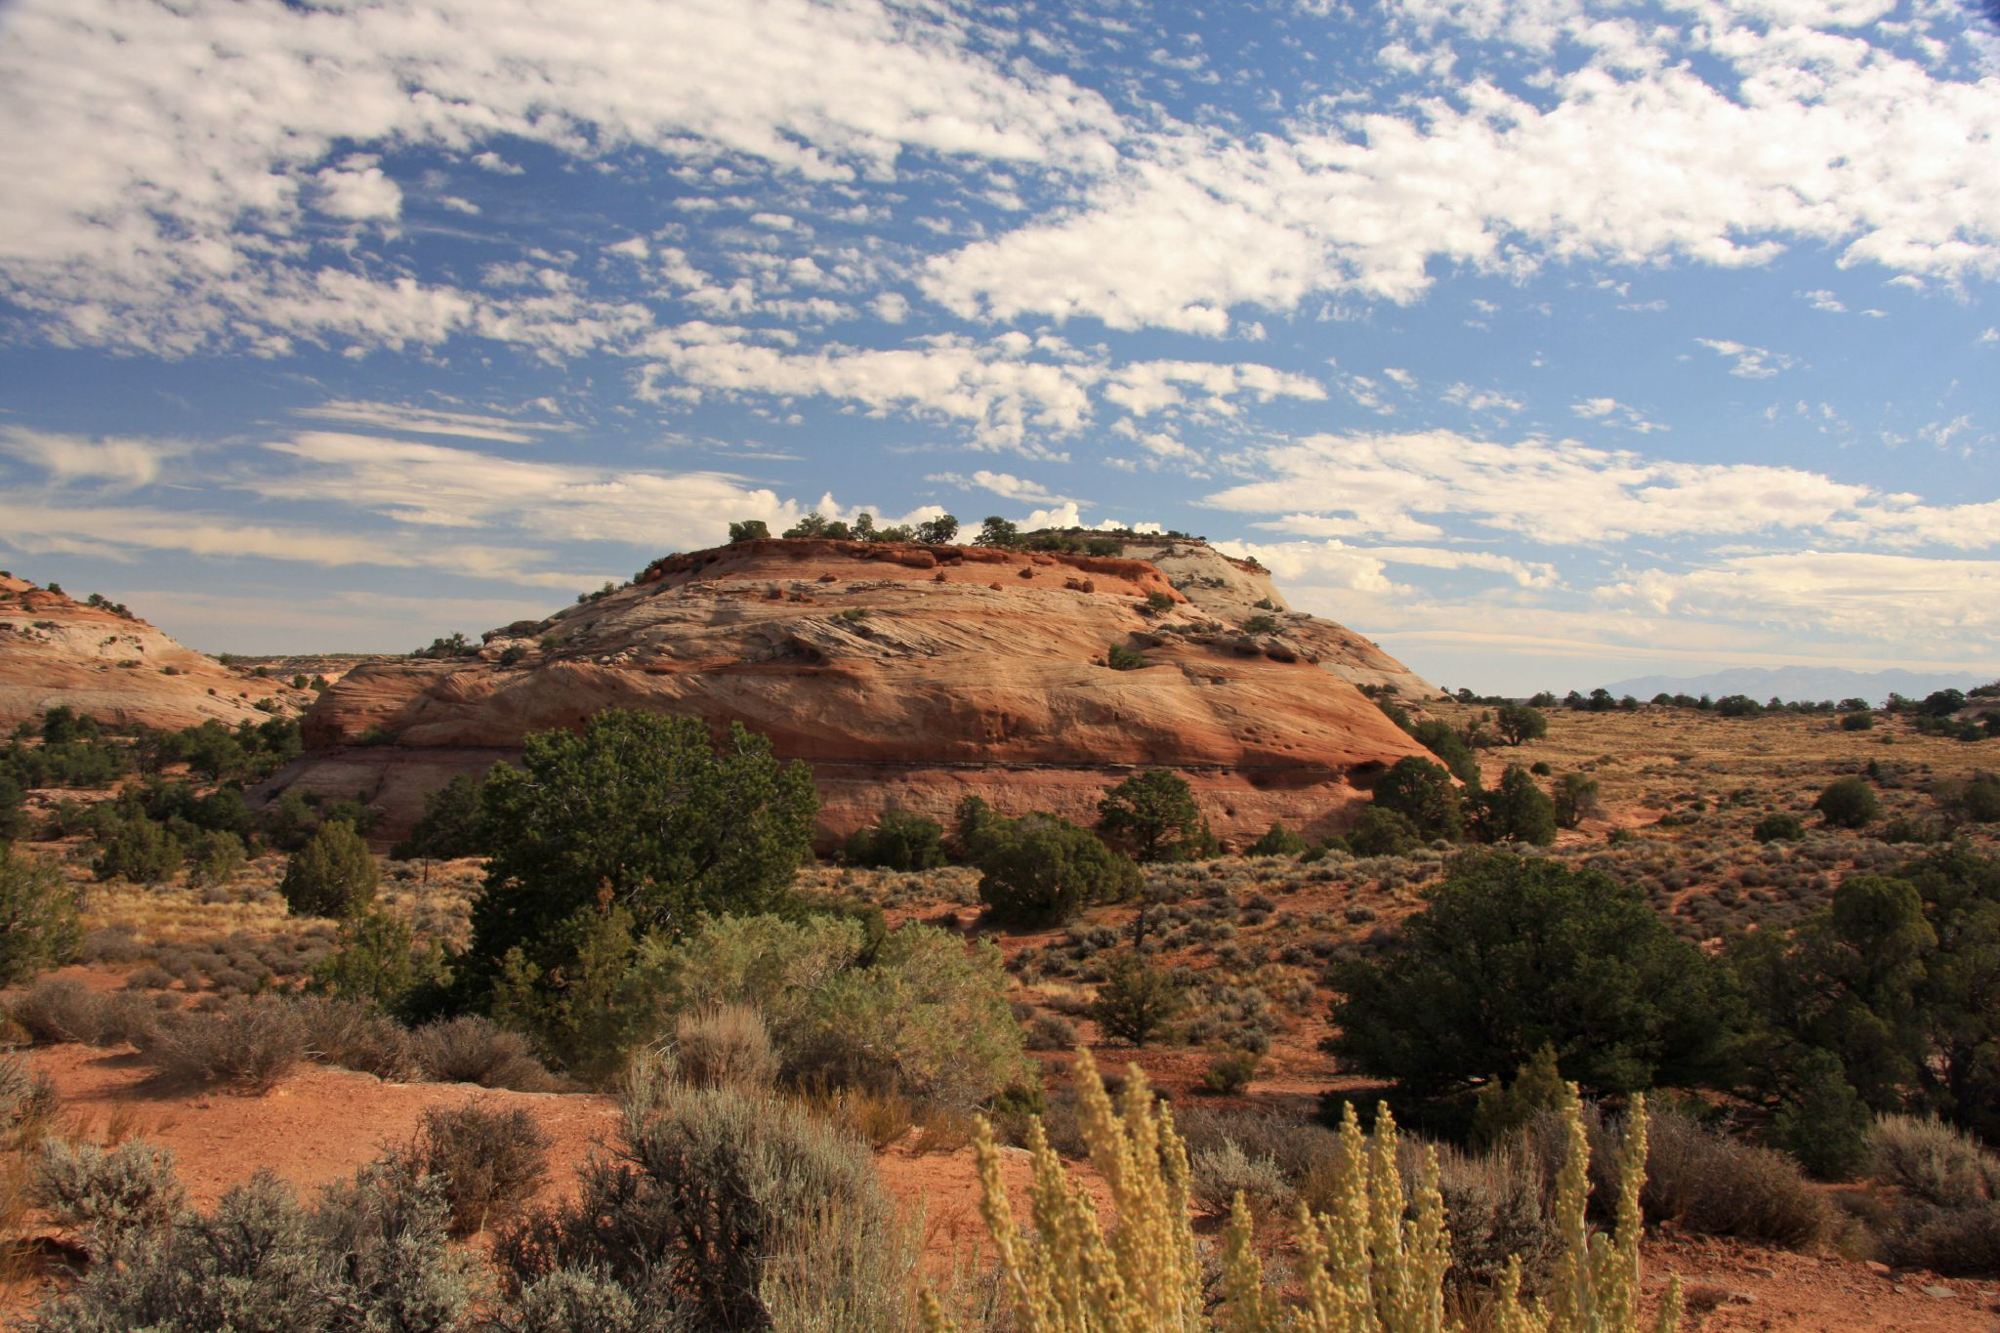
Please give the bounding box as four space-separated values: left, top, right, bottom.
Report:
270 539 1437 848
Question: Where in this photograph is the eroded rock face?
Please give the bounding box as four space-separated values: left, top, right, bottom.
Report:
0 576 307 731
271 539 1438 848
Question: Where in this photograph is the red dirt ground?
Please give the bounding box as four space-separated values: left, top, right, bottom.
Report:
3 1042 1996 1330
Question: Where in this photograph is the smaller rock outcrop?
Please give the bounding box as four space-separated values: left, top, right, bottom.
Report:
0 575 309 730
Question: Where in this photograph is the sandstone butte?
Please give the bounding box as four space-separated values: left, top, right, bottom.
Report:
0 574 306 731
269 536 1440 850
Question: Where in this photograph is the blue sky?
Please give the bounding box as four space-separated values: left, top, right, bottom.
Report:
0 0 1995 696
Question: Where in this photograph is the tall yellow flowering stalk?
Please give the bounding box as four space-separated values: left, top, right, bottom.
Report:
924 1052 1680 1333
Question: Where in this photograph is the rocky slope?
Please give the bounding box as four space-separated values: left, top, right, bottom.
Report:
0 576 308 730
270 538 1438 848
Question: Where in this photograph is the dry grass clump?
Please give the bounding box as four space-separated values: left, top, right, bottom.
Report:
399 1100 551 1237
411 1015 563 1092
1614 1107 1834 1250
34 1137 186 1255
1871 1114 2000 1276
1188 1139 1291 1220
10 977 161 1049
291 994 422 1081
1872 1113 2000 1209
498 1060 920 1330
669 1003 778 1092
138 996 306 1091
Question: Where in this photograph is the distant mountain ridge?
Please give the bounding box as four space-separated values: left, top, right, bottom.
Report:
1598 665 1992 705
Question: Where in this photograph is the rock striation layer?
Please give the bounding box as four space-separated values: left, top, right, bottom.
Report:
0 576 307 731
271 538 1438 848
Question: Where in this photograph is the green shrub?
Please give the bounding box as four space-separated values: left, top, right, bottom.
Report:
1346 805 1419 856
308 909 442 1012
1096 769 1210 862
1470 1042 1569 1151
1411 719 1479 784
92 814 182 884
1495 704 1548 745
468 711 815 986
1474 765 1557 846
1769 1048 1874 1179
1202 1050 1261 1095
403 1101 551 1237
1753 811 1805 843
1091 953 1185 1047
1935 769 2000 825
1552 773 1601 829
1328 852 1738 1100
0 845 82 984
1106 642 1144 670
973 812 1139 926
1370 756 1464 841
841 809 946 870
390 770 491 862
1243 822 1308 858
1840 710 1875 731
1813 775 1879 829
185 828 247 887
35 1137 187 1255
630 914 1025 1111
279 820 378 919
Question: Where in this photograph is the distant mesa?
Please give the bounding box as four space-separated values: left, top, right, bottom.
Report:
0 573 312 731
1598 665 1994 708
264 534 1440 849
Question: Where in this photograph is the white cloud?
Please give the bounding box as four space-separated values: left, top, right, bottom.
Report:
870 292 911 323
1224 536 1557 590
471 151 524 175
635 326 1320 452
1695 337 1798 379
1594 552 2000 644
0 426 184 490
928 469 1072 506
0 0 1118 356
1569 396 1666 433
1100 359 1324 416
1205 428 1939 548
293 399 564 444
315 164 402 221
0 497 580 587
926 9 2000 330
1802 288 1847 312
1442 382 1523 414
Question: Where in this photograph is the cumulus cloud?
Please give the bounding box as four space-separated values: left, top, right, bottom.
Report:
926 7 2000 330
634 325 1323 452
0 0 1118 356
